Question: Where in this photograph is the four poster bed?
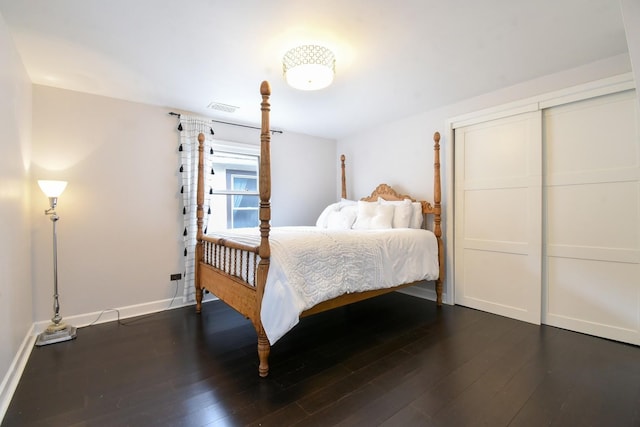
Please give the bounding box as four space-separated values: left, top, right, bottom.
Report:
194 81 444 377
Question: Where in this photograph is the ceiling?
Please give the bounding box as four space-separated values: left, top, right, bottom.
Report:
0 0 629 139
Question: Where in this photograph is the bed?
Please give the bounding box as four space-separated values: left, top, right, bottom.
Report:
194 81 444 377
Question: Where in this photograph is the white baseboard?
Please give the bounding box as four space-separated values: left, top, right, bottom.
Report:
33 293 218 332
398 282 449 304
0 325 36 424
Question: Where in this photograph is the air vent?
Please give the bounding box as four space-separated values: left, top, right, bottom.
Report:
206 102 239 113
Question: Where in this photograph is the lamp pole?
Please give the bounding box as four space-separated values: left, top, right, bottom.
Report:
50 204 62 327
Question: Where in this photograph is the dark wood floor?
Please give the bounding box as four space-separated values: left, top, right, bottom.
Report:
3 293 640 427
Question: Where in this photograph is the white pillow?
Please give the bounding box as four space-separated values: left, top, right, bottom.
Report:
352 201 395 229
378 198 413 228
326 205 357 229
410 202 423 229
316 199 359 228
315 202 340 228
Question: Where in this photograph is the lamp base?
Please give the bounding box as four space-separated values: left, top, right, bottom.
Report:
35 323 77 346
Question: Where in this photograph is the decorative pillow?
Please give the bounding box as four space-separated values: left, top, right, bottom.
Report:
410 202 423 229
378 197 413 228
352 201 395 229
315 202 340 228
316 199 358 228
326 205 358 229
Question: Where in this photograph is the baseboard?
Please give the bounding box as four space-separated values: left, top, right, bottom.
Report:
33 293 218 332
0 325 36 424
398 283 448 304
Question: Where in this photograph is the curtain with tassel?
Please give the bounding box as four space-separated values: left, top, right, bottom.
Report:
178 115 215 302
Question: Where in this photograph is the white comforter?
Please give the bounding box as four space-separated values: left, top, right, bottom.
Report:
207 226 439 344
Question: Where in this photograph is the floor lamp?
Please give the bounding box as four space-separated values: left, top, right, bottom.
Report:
35 180 77 346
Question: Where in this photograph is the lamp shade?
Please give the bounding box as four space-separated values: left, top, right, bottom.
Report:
283 45 335 91
38 180 68 198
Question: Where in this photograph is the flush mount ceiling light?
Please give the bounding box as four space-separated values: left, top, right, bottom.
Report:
283 45 335 91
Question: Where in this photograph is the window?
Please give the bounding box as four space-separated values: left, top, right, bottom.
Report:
227 169 258 228
208 142 260 230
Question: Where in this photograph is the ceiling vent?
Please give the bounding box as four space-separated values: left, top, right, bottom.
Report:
206 102 239 113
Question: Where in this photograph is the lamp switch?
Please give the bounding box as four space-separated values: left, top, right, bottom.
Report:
170 273 182 281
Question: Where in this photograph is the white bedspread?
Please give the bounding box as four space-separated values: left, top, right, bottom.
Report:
207 226 439 344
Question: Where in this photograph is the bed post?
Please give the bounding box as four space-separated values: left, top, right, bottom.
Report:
195 132 205 313
341 154 347 199
256 81 272 377
433 131 444 306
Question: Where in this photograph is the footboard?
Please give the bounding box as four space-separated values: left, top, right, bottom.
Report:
196 236 261 318
203 236 259 287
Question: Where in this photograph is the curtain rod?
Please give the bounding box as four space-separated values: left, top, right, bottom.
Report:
169 112 283 134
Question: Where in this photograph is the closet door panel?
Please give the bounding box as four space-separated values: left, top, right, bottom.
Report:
463 188 528 243
545 93 638 174
547 257 639 341
454 111 542 324
463 123 530 181
543 90 640 345
547 182 639 251
462 250 536 318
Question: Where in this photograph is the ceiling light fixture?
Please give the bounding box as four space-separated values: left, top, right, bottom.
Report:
283 45 335 91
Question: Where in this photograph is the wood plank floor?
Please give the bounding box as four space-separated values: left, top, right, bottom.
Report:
3 293 640 426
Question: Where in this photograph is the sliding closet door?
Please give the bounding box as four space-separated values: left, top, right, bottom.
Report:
543 90 640 345
454 111 542 324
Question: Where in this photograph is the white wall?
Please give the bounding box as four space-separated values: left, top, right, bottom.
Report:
337 53 633 303
270 129 339 225
30 86 336 324
0 10 33 416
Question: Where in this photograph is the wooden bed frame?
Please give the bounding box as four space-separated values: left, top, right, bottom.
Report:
194 81 444 377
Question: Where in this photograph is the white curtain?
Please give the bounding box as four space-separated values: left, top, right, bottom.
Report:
178 115 214 302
